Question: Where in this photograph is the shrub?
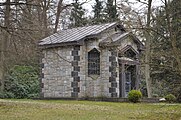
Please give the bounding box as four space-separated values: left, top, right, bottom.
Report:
5 65 39 98
0 92 5 98
128 90 142 103
152 94 159 98
0 92 15 98
165 94 176 103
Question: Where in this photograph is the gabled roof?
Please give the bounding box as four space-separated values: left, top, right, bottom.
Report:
99 32 144 50
39 22 118 46
99 32 130 46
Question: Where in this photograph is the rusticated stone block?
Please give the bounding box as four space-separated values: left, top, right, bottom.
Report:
41 63 44 68
111 92 117 97
111 62 117 67
73 87 80 92
74 66 80 72
41 73 44 78
71 71 78 77
71 92 78 97
111 51 117 56
71 81 78 87
41 83 44 88
74 56 80 61
109 77 116 82
73 76 80 82
72 50 78 56
71 61 78 66
74 46 80 50
111 82 117 88
109 56 116 62
109 66 116 72
109 87 116 93
111 72 117 78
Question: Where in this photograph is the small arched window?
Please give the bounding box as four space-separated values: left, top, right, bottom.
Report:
88 48 100 75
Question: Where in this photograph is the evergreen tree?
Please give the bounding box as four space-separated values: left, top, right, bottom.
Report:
69 0 87 28
92 0 105 24
105 0 118 22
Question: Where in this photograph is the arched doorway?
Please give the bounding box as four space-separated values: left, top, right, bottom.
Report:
119 46 140 97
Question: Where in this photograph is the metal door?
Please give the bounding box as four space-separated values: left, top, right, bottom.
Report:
125 72 131 97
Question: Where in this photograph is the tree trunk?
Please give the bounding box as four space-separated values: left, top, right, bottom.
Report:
42 0 50 36
144 0 152 98
54 0 63 33
0 0 10 92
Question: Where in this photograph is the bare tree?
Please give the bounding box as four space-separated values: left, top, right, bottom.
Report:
164 0 181 76
54 0 63 33
0 0 10 92
0 0 56 93
144 0 152 98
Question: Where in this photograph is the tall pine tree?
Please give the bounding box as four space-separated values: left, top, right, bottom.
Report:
92 0 105 24
105 0 118 22
69 0 87 28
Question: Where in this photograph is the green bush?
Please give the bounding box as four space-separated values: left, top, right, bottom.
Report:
165 94 176 103
4 65 39 98
128 90 142 103
0 92 5 98
152 94 159 98
0 92 15 98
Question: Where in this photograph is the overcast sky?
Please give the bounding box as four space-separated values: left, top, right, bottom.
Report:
79 0 164 15
0 0 164 15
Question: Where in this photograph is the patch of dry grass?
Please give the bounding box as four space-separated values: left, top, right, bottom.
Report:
0 99 181 120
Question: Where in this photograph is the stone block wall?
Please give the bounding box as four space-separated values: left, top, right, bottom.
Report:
40 40 120 98
78 39 119 98
71 46 81 97
41 46 76 98
108 49 119 97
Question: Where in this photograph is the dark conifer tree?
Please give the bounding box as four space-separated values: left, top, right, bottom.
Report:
69 0 87 28
105 0 118 22
92 0 105 24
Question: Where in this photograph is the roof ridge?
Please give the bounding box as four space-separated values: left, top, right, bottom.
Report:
57 22 117 33
39 22 118 47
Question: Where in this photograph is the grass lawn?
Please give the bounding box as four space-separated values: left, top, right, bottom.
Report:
0 99 181 120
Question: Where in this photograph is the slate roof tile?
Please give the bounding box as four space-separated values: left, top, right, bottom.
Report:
39 22 117 46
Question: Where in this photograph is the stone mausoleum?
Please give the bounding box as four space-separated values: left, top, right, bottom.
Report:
39 22 144 98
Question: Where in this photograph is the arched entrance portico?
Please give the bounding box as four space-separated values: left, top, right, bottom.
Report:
119 45 140 98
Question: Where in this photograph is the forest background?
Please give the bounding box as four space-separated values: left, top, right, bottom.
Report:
0 0 180 101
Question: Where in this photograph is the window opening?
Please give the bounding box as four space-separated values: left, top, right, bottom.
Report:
88 48 100 75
